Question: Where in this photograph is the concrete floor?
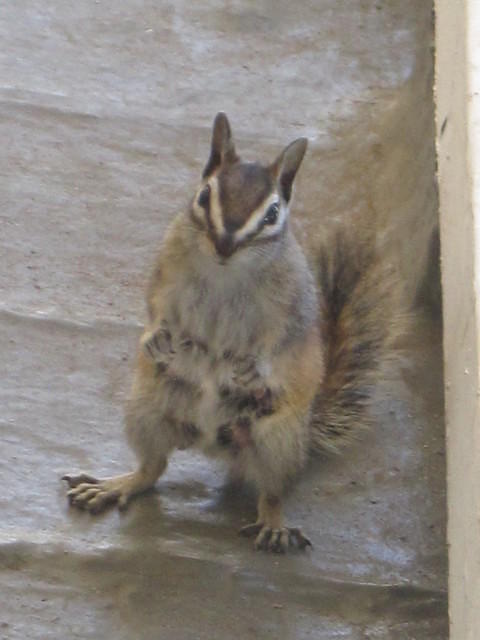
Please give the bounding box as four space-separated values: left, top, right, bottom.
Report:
1 1 447 638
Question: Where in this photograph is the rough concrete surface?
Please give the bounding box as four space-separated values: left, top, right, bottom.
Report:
0 1 447 638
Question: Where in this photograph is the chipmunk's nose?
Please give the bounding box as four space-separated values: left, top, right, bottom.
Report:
214 234 235 258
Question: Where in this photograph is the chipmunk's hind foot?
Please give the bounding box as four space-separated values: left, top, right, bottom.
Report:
239 522 312 553
63 466 162 514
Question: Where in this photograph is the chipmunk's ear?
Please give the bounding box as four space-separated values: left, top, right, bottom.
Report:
202 112 239 179
270 138 308 203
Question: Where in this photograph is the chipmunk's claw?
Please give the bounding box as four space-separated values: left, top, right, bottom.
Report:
239 522 312 553
62 473 100 488
286 527 313 551
232 355 261 388
141 322 175 365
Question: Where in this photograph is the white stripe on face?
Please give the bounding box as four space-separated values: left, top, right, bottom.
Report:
191 177 225 237
234 192 288 243
208 177 225 237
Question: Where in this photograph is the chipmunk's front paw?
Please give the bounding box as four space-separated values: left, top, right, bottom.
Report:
141 321 175 366
232 355 262 389
239 523 312 553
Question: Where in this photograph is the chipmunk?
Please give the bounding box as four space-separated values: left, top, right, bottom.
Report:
63 113 402 553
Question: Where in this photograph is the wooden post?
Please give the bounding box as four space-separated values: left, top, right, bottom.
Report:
436 1 480 637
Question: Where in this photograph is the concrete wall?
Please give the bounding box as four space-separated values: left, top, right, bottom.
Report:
436 1 480 637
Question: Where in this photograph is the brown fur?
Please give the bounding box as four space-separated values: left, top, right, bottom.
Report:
311 231 405 453
64 113 405 553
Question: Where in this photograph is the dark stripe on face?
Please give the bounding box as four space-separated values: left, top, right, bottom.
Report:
190 183 215 237
236 217 288 251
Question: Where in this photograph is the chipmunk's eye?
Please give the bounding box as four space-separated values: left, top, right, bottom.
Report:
198 184 211 209
264 202 279 226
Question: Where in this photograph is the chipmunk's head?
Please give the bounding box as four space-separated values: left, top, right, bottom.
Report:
190 112 307 264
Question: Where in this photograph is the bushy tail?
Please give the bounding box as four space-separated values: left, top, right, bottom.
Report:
310 231 406 454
